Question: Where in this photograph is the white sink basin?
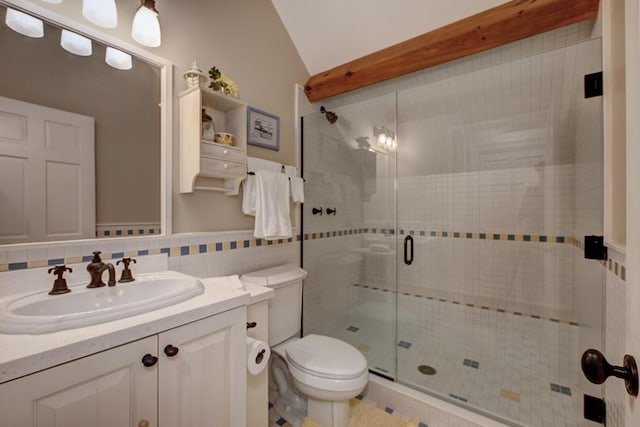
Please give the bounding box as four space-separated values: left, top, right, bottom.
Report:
0 271 204 334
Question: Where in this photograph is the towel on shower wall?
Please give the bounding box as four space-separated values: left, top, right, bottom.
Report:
242 174 256 216
290 177 305 203
254 170 292 240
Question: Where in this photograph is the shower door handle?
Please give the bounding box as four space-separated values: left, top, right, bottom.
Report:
404 235 414 265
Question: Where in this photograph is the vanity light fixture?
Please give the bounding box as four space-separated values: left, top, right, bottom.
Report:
131 0 161 48
60 29 92 56
40 0 63 4
5 8 44 38
105 46 132 70
82 0 117 29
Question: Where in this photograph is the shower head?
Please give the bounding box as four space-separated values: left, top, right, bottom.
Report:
320 106 338 124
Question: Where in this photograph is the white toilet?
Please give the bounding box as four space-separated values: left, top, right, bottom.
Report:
241 264 368 427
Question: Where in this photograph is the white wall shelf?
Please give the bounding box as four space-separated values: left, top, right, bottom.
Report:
179 87 247 195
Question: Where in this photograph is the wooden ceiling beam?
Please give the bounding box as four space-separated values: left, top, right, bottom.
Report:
303 0 600 102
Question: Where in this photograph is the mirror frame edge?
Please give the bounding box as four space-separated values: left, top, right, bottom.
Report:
0 0 173 248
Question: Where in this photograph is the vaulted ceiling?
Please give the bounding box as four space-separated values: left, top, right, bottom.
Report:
270 0 505 75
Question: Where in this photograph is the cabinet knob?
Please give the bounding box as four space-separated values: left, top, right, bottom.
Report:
141 353 158 367
223 163 229 169
164 344 179 357
223 149 229 155
138 421 150 427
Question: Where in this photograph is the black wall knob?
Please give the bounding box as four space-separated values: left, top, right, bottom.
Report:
141 353 158 367
164 344 179 357
312 207 323 215
581 349 638 397
326 208 336 215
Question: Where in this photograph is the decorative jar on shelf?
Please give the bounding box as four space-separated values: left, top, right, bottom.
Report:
201 109 215 142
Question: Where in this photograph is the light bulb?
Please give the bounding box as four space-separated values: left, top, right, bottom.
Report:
131 2 161 47
5 8 44 38
105 47 132 70
60 30 92 56
386 135 393 147
82 0 117 29
377 133 386 146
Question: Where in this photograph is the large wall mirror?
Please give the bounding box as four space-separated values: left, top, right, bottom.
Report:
0 0 172 245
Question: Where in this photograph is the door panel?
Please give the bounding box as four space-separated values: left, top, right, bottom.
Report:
0 95 95 243
158 307 246 427
0 336 157 427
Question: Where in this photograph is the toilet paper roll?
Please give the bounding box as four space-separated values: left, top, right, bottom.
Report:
246 337 270 375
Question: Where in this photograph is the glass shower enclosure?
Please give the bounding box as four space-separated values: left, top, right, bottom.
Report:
301 23 604 427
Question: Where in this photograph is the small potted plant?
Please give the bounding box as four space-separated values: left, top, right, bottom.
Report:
208 66 239 98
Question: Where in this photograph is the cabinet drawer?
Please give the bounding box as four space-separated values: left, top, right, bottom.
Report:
201 142 245 163
200 156 246 178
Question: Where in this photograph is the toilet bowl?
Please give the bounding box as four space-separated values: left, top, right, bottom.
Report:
241 264 369 427
269 335 368 427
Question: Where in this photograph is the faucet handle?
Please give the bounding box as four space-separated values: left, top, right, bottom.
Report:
91 251 103 263
48 265 73 276
117 257 137 283
47 265 73 295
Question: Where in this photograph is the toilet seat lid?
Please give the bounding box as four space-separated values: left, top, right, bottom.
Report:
286 334 367 380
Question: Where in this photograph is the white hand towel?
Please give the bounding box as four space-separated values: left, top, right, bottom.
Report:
290 177 305 203
242 174 256 216
254 170 291 240
226 274 246 290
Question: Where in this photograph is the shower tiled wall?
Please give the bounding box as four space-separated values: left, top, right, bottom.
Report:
301 111 373 336
362 165 578 313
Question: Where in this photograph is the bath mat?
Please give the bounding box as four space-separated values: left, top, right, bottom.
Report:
301 399 418 427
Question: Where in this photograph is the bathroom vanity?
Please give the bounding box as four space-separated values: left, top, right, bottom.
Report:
0 271 256 427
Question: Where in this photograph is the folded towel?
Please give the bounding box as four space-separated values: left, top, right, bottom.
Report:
254 170 291 240
242 174 256 216
240 275 268 287
290 177 305 203
226 274 245 290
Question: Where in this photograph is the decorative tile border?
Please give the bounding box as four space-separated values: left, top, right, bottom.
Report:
302 227 627 282
1 235 299 272
606 257 626 281
369 227 570 243
95 224 161 238
302 229 364 240
353 283 580 326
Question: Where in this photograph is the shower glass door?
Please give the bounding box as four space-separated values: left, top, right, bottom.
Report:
395 36 605 426
302 23 605 427
301 93 398 379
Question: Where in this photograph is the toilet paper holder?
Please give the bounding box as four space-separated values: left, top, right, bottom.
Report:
256 349 266 364
247 336 270 375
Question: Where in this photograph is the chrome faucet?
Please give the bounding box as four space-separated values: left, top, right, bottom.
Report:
86 251 116 288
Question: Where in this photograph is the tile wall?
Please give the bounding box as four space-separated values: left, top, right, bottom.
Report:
0 230 299 295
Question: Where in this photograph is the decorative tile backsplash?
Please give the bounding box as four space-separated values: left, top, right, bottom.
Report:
0 230 300 295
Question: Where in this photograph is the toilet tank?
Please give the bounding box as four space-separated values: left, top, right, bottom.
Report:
241 264 307 346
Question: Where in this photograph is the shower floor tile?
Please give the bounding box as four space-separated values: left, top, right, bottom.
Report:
325 285 586 427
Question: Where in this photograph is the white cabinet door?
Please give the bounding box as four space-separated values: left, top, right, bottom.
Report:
158 307 247 427
0 95 95 243
0 336 157 427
